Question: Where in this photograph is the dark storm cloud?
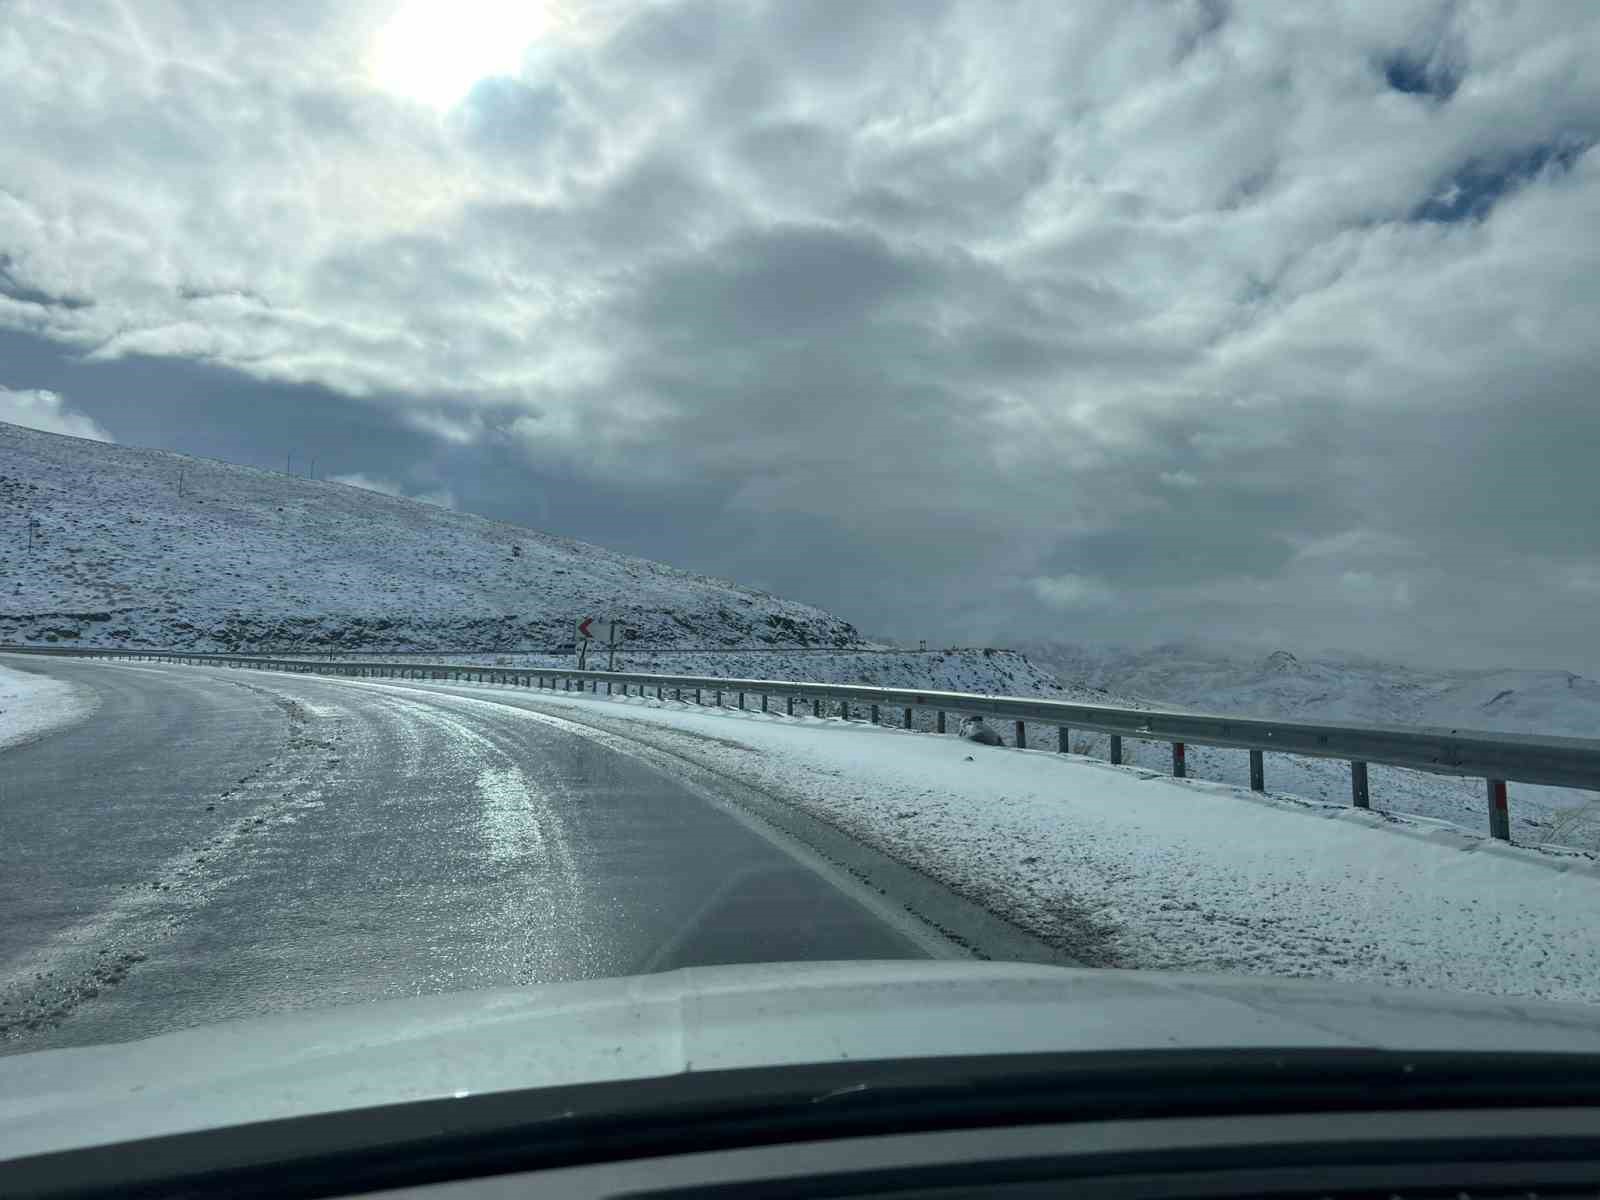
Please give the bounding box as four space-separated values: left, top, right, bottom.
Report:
3 1 1600 670
630 224 935 340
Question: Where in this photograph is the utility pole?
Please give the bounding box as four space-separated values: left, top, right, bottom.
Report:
178 469 186 498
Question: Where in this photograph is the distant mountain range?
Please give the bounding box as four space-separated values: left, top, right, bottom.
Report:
1021 641 1600 739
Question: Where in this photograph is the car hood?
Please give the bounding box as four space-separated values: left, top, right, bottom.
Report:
5 960 1600 1160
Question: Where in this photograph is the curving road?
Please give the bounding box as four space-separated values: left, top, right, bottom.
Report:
0 656 1031 1056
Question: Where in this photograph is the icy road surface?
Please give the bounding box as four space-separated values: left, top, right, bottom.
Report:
1 657 1070 1057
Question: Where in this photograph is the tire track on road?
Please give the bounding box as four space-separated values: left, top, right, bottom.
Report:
0 676 341 1045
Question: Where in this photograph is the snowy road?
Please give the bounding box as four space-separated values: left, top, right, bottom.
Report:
1 658 1065 1057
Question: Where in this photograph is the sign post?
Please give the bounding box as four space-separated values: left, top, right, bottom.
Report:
576 617 622 671
576 617 594 669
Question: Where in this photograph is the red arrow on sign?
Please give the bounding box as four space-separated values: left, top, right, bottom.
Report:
578 617 594 639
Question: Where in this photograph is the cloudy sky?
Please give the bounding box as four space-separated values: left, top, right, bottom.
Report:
3 1 1598 671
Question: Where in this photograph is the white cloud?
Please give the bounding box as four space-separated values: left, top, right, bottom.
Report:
1031 574 1117 612
331 472 405 497
331 472 456 509
1556 563 1600 596
414 487 458 509
0 387 114 443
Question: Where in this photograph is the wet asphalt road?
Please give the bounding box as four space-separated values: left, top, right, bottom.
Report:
0 657 956 1055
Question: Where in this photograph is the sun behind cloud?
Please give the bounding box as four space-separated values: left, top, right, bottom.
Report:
368 0 556 109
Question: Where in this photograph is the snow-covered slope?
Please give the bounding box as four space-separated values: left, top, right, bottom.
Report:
1022 642 1600 738
1019 640 1600 851
0 421 864 652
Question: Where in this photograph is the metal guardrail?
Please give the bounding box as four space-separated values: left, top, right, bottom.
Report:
6 645 1599 842
205 646 949 658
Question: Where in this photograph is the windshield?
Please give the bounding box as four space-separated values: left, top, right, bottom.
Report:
3 0 1600 1129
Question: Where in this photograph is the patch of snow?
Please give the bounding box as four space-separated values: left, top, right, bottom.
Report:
0 660 96 750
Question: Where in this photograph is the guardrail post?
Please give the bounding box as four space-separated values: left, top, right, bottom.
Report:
1057 726 1068 753
1172 742 1186 778
1109 734 1123 765
761 694 768 712
606 681 613 695
657 685 664 700
1351 761 1370 808
1249 750 1265 792
813 698 822 717
1015 721 1026 749
695 688 702 704
739 692 746 710
715 689 722 707
840 699 850 721
937 711 945 734
904 707 913 729
787 697 794 716
1488 779 1511 840
871 704 879 725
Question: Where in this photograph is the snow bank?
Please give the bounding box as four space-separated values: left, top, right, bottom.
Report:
424 682 1600 1006
0 661 95 750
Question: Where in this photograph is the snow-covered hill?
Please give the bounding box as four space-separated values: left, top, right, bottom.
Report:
0 421 864 652
1020 640 1600 851
1022 641 1600 738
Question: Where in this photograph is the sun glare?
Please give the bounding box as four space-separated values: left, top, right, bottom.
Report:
370 0 554 110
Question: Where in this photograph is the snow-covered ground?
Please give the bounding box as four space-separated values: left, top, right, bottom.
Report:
1024 641 1600 736
1023 641 1600 853
0 420 863 651
375 678 1600 1006
0 662 95 750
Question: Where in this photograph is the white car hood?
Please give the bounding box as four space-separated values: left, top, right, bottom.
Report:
4 960 1600 1161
